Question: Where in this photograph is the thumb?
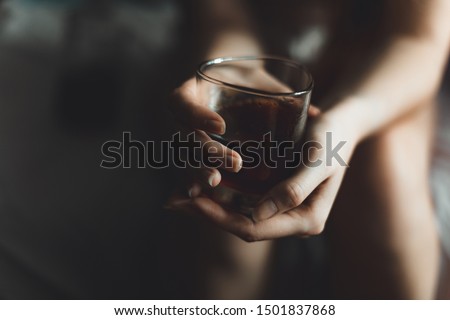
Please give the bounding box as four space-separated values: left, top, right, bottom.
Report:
253 166 326 221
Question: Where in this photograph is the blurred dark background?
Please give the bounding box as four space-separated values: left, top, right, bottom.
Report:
0 0 448 299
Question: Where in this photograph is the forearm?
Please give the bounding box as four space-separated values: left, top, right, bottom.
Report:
192 0 261 59
324 1 450 142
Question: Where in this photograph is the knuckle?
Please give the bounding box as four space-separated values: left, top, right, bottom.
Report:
241 235 256 243
239 225 260 243
306 216 326 236
282 182 305 207
308 225 325 236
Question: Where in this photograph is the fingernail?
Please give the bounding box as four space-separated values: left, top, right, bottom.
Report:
254 199 278 221
208 175 214 187
202 170 220 187
188 184 201 198
226 154 243 172
205 119 225 134
208 173 220 187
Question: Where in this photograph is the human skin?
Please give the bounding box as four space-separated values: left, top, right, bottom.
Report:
165 0 450 298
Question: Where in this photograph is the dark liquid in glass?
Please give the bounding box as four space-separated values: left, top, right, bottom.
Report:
211 97 306 195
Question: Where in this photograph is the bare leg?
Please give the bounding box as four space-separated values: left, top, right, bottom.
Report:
205 232 274 299
197 103 439 299
329 103 440 299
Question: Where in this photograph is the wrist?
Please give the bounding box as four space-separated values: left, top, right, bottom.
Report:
320 96 378 145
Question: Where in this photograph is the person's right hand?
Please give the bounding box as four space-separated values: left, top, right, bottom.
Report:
167 75 321 221
170 77 243 195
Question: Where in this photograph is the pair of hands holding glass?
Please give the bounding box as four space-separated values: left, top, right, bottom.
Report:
166 74 358 242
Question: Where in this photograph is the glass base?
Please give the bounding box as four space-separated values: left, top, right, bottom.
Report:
208 184 262 219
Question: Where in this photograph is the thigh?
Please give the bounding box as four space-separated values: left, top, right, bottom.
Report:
328 102 439 299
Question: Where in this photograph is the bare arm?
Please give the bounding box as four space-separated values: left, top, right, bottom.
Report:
326 0 450 141
191 0 261 59
168 0 450 243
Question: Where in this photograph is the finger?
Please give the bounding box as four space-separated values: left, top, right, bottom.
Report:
174 129 242 173
248 206 322 239
308 105 321 117
252 209 311 239
186 181 203 198
186 167 222 188
253 165 328 221
183 165 222 192
164 183 204 210
195 130 242 173
168 176 337 241
168 195 314 241
164 188 192 210
171 78 226 134
170 195 259 241
173 195 321 241
165 178 204 205
256 167 346 238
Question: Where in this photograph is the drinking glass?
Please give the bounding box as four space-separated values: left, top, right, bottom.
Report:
196 56 313 215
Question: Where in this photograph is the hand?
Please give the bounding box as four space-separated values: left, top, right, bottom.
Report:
170 77 243 192
169 75 320 191
167 109 356 241
168 73 328 240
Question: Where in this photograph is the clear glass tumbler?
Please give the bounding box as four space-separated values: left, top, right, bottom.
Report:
196 56 313 215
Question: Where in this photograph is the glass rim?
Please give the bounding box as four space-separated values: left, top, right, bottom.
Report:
196 56 314 97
